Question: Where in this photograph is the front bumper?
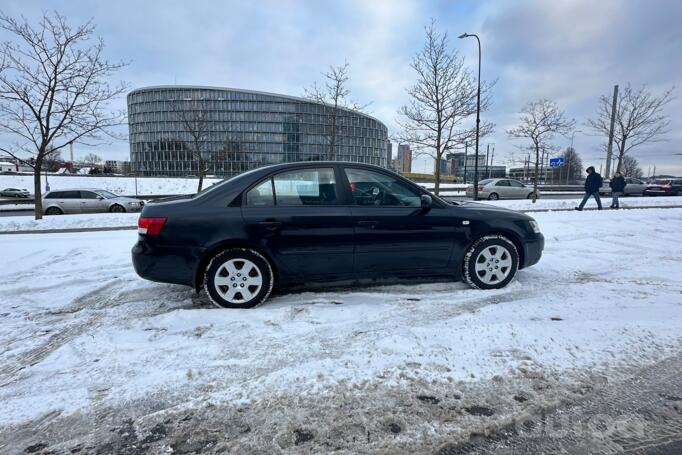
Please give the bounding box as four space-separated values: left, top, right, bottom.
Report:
522 234 544 269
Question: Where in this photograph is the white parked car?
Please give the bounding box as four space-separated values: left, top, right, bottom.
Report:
465 179 539 200
42 189 144 215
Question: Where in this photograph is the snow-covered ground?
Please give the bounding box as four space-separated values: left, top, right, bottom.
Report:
0 209 681 452
0 174 223 196
466 195 682 211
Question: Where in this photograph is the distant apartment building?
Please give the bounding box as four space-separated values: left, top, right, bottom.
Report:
446 152 487 181
105 160 132 174
396 144 412 174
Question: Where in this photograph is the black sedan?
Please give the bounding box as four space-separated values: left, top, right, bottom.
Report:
132 162 544 308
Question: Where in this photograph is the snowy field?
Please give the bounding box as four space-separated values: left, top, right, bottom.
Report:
0 174 222 196
0 209 681 453
1 196 681 232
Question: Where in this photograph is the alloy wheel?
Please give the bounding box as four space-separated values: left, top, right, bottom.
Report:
213 258 263 304
474 245 513 285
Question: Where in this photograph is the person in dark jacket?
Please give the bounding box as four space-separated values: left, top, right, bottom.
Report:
609 172 626 209
575 166 603 211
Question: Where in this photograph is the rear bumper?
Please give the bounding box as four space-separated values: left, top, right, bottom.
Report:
131 239 199 287
522 234 544 269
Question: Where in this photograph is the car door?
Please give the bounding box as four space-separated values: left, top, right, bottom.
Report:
343 166 455 275
493 179 512 198
48 190 81 213
79 191 106 213
240 167 355 281
508 179 528 198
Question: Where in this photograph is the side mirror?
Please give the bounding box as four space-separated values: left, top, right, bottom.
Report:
421 194 432 208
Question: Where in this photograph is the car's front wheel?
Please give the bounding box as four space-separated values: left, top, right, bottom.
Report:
463 235 519 290
110 204 126 213
204 248 274 308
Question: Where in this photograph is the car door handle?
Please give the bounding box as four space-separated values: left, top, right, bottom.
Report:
357 220 378 229
257 220 282 230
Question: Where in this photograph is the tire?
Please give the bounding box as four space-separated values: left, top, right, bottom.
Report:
110 204 126 213
45 206 63 215
204 248 274 309
526 192 537 199
463 235 519 290
488 193 499 200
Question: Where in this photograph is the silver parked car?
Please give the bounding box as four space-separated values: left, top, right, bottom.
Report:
1 187 31 198
599 178 647 196
42 189 144 215
465 178 539 200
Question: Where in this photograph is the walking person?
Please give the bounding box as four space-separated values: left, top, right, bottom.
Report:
609 171 626 209
575 166 603 211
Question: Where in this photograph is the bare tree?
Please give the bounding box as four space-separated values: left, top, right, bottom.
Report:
507 99 575 202
396 20 494 195
82 152 102 167
170 99 211 192
305 62 365 161
587 84 674 173
0 12 127 219
621 155 643 178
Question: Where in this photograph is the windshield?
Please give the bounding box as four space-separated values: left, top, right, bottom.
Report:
96 190 119 199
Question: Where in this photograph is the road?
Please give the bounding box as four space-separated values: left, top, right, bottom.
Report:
438 352 682 454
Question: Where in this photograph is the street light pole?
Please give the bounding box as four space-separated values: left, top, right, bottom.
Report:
459 32 481 200
463 141 468 184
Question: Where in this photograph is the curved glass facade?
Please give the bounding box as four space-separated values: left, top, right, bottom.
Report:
127 86 389 177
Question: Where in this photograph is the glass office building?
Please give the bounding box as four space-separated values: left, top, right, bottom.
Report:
127 86 390 177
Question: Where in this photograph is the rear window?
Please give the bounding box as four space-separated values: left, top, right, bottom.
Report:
655 179 671 185
478 179 493 185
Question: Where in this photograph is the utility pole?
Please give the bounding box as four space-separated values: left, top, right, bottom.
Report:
463 141 468 184
485 144 490 178
605 84 619 177
489 146 495 178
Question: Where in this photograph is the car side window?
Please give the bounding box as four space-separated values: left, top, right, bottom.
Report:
62 191 80 199
495 180 510 187
45 192 61 199
345 168 421 207
273 168 337 206
508 180 524 188
80 191 99 199
245 179 274 206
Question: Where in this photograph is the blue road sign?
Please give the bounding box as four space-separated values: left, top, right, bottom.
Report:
549 157 565 168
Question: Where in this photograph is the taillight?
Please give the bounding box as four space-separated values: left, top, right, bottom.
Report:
478 184 485 191
138 217 167 235
662 184 672 190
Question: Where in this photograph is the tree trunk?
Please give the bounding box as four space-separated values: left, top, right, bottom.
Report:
197 156 204 193
434 153 441 196
532 144 539 204
33 161 43 220
615 138 626 174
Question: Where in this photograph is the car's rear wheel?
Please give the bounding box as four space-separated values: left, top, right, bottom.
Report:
45 206 63 215
488 192 499 200
110 204 126 213
463 235 519 290
204 248 274 309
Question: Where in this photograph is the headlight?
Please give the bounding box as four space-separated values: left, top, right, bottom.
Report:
128 201 139 206
529 220 541 234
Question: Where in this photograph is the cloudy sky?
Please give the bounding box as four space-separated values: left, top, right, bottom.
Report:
2 0 681 175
